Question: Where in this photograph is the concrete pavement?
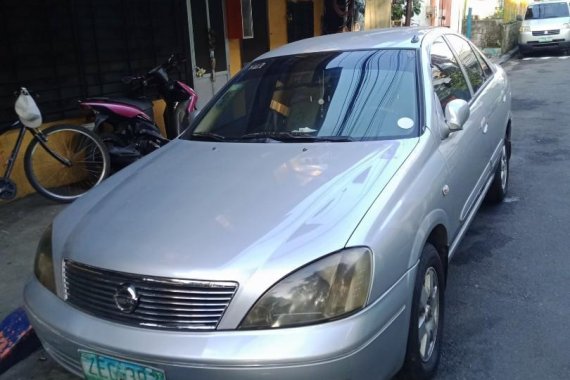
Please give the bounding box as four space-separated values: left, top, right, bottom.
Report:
0 195 68 379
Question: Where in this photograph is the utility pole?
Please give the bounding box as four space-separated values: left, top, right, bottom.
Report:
404 0 414 26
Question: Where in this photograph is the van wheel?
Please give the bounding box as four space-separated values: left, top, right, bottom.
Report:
398 244 445 380
486 143 509 203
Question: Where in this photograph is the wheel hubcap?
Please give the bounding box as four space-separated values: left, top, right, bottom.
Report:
418 267 439 362
500 145 508 191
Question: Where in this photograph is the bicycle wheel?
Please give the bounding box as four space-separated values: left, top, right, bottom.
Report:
24 124 110 203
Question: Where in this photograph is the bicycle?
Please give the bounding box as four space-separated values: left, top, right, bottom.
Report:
0 88 110 203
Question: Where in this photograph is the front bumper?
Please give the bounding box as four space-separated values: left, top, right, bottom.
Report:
519 30 570 52
24 265 416 380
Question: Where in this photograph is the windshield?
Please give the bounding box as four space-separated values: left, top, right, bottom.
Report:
525 3 569 19
185 49 419 143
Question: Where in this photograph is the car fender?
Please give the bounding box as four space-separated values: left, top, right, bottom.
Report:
346 128 450 300
408 208 450 268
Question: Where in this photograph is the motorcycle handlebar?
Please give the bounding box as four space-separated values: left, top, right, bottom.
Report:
123 54 187 87
121 75 145 85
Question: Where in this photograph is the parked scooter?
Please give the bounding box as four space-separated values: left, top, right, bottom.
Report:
80 54 198 169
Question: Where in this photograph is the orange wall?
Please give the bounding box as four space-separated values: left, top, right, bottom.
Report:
268 0 288 50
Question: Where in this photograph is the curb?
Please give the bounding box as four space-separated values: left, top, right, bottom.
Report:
494 47 519 66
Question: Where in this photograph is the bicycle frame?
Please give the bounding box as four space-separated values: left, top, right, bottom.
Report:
1 121 26 180
1 121 71 181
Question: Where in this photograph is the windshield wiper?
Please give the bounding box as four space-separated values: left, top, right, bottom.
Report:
314 136 354 142
190 132 227 141
239 132 353 142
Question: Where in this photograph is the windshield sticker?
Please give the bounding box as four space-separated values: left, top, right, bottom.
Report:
397 117 415 130
292 127 317 133
249 62 266 70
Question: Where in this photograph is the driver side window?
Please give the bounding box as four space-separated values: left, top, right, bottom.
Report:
430 37 472 111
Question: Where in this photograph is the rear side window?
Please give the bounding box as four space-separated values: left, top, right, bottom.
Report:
446 35 487 94
525 3 570 19
430 37 471 110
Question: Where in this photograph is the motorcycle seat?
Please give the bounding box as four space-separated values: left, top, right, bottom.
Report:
86 97 155 120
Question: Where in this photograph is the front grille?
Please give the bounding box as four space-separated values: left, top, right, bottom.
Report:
532 29 560 36
63 260 238 331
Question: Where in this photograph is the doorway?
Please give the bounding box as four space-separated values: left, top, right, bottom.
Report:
287 0 314 42
188 0 230 108
241 0 270 66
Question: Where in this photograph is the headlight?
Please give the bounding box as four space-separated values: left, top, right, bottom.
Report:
520 26 531 33
34 224 56 293
563 23 570 30
240 247 372 329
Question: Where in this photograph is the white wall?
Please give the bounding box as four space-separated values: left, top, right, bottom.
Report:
450 0 465 32
469 0 501 19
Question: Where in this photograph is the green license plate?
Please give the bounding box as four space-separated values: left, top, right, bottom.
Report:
80 350 166 380
538 36 553 42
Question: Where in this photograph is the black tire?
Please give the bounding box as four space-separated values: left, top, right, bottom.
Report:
398 244 445 380
24 124 110 203
485 142 509 204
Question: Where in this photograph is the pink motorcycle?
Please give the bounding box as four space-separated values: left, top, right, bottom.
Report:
80 54 197 168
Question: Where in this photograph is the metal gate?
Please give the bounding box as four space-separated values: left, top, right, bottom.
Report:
0 0 193 124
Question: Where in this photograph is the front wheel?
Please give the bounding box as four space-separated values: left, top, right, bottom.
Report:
398 244 445 380
24 124 110 203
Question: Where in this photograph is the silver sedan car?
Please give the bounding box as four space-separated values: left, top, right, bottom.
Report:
25 27 511 380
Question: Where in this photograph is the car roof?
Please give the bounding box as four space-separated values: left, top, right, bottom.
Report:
256 27 443 61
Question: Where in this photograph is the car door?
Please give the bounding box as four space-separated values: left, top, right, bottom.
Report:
429 36 487 239
471 42 510 162
446 34 505 165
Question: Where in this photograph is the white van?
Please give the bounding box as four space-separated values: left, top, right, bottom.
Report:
519 0 570 55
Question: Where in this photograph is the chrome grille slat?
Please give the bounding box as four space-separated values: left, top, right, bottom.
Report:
68 296 221 323
532 29 560 36
136 291 233 302
135 285 236 295
66 276 118 291
64 260 238 331
66 285 115 304
135 299 229 308
65 279 115 296
137 303 228 312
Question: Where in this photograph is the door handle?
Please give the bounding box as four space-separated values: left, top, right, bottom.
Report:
480 118 488 134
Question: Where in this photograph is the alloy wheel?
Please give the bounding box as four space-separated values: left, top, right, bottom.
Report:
418 267 440 362
500 145 508 191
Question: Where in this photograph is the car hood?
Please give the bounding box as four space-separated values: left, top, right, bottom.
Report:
523 16 570 29
54 138 417 290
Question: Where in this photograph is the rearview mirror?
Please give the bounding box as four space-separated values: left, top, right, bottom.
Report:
444 99 470 136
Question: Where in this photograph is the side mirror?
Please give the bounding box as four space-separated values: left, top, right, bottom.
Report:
516 15 523 22
444 99 470 137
